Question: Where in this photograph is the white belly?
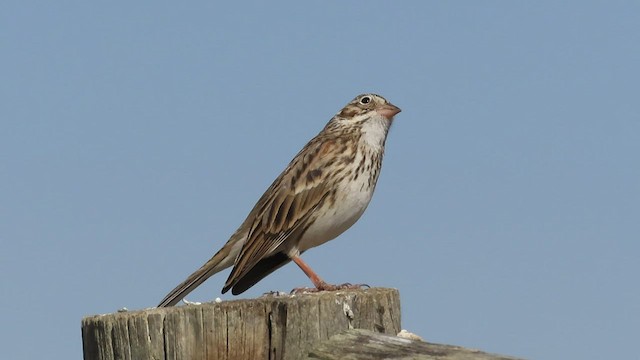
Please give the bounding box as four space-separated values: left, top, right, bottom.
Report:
296 172 375 252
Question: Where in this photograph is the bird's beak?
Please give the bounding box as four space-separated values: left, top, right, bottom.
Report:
376 103 401 120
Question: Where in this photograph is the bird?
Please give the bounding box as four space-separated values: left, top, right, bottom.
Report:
158 93 401 307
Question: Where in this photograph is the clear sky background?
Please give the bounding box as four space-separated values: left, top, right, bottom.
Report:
1 2 638 359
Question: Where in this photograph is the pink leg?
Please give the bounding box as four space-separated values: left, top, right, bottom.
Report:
291 256 368 293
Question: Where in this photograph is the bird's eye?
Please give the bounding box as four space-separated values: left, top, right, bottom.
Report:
360 96 371 105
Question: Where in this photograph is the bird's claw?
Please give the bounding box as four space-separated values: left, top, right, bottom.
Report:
290 282 370 294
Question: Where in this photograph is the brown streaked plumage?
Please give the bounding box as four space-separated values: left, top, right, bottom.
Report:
158 93 400 307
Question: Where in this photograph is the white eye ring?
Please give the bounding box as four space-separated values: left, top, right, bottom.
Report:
360 96 372 105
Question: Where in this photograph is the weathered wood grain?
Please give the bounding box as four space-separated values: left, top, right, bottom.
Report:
82 287 401 360
307 329 523 360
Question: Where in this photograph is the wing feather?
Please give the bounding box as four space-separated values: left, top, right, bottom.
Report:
222 138 340 292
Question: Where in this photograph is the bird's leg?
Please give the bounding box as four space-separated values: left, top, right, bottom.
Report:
292 256 332 290
291 256 368 293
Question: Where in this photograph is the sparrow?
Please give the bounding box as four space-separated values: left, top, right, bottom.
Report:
158 93 400 307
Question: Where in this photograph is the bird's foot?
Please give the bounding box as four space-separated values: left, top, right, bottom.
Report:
290 282 370 294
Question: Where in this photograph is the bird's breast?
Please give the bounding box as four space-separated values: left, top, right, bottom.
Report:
296 149 380 252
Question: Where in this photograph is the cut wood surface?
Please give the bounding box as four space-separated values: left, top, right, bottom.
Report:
81 287 401 360
307 329 523 360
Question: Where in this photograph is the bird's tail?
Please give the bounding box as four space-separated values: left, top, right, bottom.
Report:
157 238 240 307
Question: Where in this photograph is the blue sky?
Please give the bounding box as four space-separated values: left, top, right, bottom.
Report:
1 2 639 359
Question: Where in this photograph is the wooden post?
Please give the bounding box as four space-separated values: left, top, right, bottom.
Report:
81 287 401 360
307 329 523 360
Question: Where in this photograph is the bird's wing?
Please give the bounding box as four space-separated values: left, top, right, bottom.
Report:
222 137 343 293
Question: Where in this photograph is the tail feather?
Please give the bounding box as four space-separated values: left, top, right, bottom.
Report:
157 264 219 307
158 245 237 307
222 251 292 295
